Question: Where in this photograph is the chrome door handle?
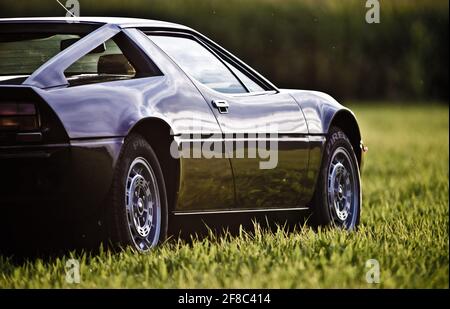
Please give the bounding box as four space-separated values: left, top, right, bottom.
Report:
212 100 229 114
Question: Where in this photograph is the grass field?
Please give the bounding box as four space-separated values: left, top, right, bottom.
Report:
0 103 448 288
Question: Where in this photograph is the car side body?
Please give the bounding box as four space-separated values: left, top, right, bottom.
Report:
0 17 364 251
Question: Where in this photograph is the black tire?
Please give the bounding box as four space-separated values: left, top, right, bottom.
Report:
106 134 168 252
310 126 361 230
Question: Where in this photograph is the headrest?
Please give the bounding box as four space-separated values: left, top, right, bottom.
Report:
97 54 136 75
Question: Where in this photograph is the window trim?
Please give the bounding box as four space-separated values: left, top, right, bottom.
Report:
144 30 279 97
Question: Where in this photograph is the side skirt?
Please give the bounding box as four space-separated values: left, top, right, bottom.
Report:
172 207 309 216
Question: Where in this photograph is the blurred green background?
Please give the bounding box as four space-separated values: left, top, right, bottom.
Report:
0 0 448 102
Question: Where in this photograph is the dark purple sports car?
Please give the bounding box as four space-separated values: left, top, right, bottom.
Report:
0 17 366 253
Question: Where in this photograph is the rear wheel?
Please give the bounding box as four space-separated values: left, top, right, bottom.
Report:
107 134 168 252
310 127 361 230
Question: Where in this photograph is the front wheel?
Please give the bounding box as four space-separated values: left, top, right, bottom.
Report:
106 134 168 252
310 127 361 230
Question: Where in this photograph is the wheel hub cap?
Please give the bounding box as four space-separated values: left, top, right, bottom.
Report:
327 147 359 228
125 158 161 251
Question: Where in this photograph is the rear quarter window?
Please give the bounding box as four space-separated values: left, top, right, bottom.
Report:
63 32 162 87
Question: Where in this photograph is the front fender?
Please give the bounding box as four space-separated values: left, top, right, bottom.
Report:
284 89 366 169
283 89 346 134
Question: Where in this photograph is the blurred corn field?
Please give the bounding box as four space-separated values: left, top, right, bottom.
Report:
0 0 448 101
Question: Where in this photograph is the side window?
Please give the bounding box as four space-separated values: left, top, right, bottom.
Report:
150 35 247 94
223 60 265 93
64 33 160 86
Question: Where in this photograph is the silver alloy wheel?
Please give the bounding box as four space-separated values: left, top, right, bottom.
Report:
327 147 359 229
125 157 161 251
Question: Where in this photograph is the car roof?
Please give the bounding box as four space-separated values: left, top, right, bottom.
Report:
0 17 191 31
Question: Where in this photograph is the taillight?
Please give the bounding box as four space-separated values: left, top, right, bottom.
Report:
0 102 40 131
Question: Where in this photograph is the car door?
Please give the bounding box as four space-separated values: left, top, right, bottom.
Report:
149 33 310 210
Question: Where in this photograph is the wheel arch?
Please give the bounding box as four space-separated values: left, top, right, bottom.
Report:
327 109 362 168
127 117 180 213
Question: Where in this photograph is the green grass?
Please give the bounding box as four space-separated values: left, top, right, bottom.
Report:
0 103 448 288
